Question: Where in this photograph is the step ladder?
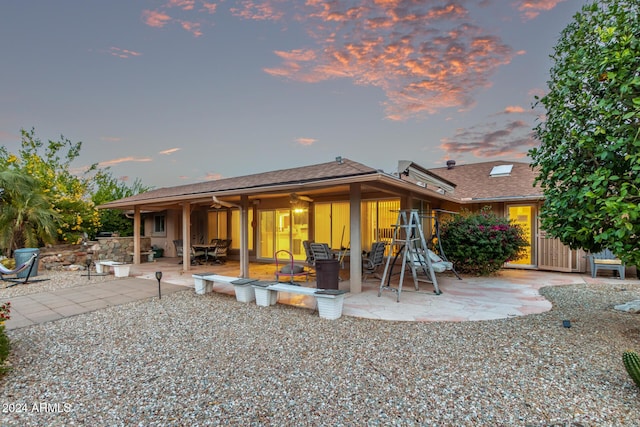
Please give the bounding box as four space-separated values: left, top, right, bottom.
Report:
378 209 442 302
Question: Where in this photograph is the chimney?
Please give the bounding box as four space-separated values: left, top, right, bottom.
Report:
446 160 456 169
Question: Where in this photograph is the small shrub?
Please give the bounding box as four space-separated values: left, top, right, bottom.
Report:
439 207 528 275
0 302 11 376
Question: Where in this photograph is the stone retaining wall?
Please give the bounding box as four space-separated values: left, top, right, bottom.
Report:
38 237 152 270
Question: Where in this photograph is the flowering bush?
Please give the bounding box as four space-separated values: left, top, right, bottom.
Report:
0 302 10 322
0 301 11 376
439 207 529 275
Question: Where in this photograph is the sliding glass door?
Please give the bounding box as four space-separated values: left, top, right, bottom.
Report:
258 208 309 260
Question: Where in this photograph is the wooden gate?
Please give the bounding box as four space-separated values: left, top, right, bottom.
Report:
537 230 573 272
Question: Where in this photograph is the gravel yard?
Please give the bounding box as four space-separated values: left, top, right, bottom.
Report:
1 271 640 426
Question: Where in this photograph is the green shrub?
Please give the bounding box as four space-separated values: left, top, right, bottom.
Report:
439 207 529 275
0 302 11 376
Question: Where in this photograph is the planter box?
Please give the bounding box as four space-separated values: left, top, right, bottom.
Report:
253 282 278 307
231 278 258 303
316 294 346 320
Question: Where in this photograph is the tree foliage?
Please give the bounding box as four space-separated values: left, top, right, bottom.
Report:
0 128 101 245
530 0 640 266
0 168 59 256
439 207 529 276
90 171 151 237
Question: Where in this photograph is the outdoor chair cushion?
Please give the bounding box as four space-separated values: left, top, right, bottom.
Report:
280 264 305 274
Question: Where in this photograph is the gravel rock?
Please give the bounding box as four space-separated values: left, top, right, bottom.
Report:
1 272 639 426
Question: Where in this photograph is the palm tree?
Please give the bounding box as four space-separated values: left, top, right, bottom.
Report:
0 169 59 257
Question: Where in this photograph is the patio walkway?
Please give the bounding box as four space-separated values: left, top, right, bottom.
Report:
4 259 638 329
4 278 184 330
131 259 639 321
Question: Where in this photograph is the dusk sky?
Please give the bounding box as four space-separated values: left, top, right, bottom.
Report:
1 0 589 189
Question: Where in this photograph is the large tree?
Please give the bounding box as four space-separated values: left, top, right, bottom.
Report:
530 0 640 266
0 128 100 245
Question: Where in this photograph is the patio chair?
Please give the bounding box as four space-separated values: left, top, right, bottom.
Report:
191 246 206 264
302 240 316 274
173 239 184 259
588 249 625 279
310 242 333 262
362 241 386 281
274 250 309 284
211 239 231 264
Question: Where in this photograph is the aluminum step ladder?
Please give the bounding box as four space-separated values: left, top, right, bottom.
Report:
378 209 442 302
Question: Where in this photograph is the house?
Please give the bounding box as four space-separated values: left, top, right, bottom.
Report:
98 157 586 293
426 160 586 272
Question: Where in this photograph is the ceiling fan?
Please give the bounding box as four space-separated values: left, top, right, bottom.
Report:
289 193 313 204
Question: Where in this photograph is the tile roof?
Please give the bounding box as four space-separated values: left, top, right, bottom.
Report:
428 160 543 201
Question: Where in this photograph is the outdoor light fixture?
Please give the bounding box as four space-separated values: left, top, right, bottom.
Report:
84 252 93 279
155 271 163 299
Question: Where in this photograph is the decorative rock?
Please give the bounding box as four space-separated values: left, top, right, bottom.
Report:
614 299 640 313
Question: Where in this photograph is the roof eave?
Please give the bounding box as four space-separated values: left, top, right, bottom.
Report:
98 171 456 210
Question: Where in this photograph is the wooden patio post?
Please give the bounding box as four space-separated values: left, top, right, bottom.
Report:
133 206 141 265
350 183 362 293
182 203 191 270
240 195 249 278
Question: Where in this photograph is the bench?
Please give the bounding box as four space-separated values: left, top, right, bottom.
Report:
192 273 236 295
129 251 155 262
191 274 259 303
252 282 347 320
95 260 131 278
588 249 626 279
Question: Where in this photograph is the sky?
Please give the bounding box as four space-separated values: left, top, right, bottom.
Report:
1 0 590 189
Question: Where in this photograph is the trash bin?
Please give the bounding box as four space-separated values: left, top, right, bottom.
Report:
14 248 40 278
315 259 340 290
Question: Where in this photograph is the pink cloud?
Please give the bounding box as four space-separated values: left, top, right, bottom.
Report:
263 2 513 120
168 0 195 11
514 0 568 21
179 20 203 37
138 1 523 120
159 148 181 155
108 47 142 59
99 157 153 167
439 120 537 158
200 1 218 14
504 105 525 114
142 1 211 36
230 1 284 21
142 10 172 28
205 172 224 180
295 137 317 146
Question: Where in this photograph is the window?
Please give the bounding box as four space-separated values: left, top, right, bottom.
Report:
231 209 254 250
207 210 228 241
314 202 350 250
153 215 166 235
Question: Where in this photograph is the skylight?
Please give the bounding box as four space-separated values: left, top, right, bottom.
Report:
490 164 513 177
